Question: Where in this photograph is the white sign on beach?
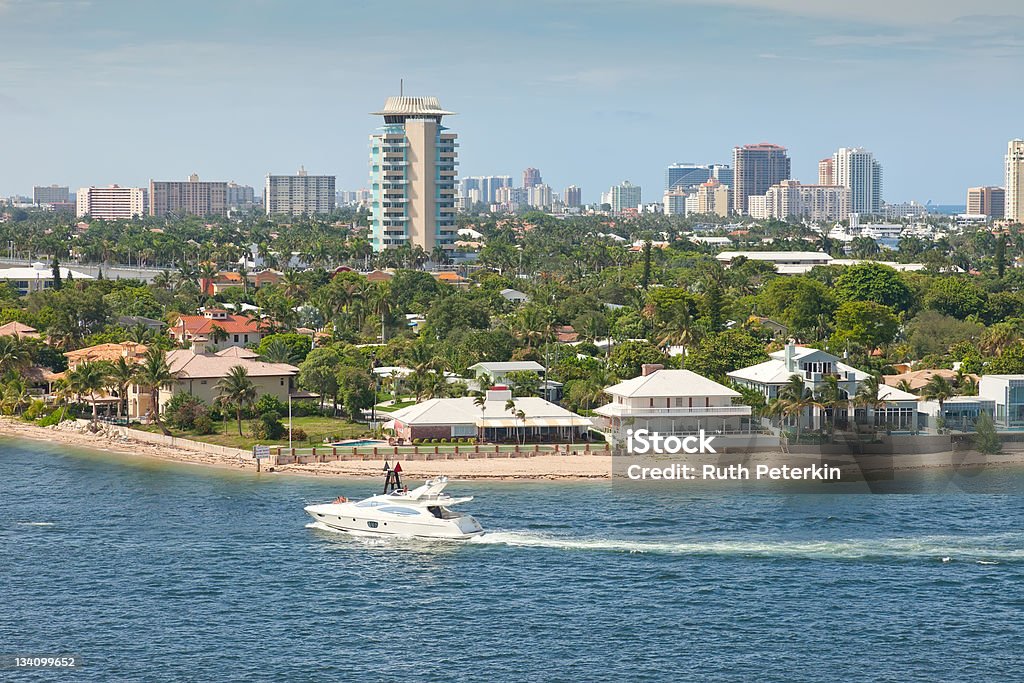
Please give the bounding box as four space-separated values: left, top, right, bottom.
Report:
252 445 271 460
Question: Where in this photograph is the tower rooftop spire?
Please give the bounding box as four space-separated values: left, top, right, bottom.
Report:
371 96 455 117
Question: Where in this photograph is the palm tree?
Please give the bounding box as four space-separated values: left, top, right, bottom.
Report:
921 374 956 429
208 324 229 348
108 356 137 419
772 374 823 444
259 337 296 364
473 394 487 443
2 377 31 416
817 374 848 441
66 361 109 427
504 398 519 445
215 365 257 437
0 335 30 378
896 379 914 394
135 347 176 435
854 374 887 431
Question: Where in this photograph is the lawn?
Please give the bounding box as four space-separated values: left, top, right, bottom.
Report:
373 400 417 413
132 415 370 451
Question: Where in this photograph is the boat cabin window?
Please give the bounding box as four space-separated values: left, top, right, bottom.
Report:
367 521 379 529
428 506 458 519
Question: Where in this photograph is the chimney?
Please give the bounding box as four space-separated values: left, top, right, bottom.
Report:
784 343 795 369
641 363 664 377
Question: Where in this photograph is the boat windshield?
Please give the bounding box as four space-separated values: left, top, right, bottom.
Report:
427 506 461 520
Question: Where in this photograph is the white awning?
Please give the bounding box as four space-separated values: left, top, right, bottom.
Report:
478 416 593 428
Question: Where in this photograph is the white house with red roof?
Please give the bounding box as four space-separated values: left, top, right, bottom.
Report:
169 308 266 350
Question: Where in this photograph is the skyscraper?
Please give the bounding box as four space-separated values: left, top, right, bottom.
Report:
523 167 542 189
732 144 790 214
818 158 833 186
564 185 582 207
966 186 1005 218
832 147 882 215
226 182 256 210
149 174 227 217
608 181 642 213
265 168 336 215
1006 139 1024 223
664 163 733 191
369 96 458 252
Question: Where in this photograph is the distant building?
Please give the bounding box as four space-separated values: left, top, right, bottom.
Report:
564 185 582 207
693 179 731 217
608 181 642 213
1007 139 1024 223
763 180 850 221
226 182 256 210
34 185 70 205
882 200 929 220
817 158 833 186
732 143 790 214
169 308 266 350
76 185 146 220
528 184 553 209
495 186 528 210
522 167 542 189
665 163 732 191
663 189 688 216
966 186 1005 219
459 176 513 205
369 95 458 252
150 174 227 217
265 168 336 215
0 261 94 295
832 147 882 215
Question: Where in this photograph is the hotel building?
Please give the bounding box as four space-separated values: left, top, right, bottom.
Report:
149 174 227 217
369 96 458 252
265 168 336 215
732 143 790 214
76 185 146 219
966 186 1005 219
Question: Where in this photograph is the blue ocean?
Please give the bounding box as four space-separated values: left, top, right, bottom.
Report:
3 439 1023 681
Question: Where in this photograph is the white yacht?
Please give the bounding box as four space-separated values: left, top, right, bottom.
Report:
305 465 484 540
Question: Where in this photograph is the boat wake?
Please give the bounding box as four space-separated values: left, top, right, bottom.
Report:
468 531 1024 563
17 522 55 526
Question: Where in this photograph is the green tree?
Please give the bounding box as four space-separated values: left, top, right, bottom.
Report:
108 356 137 418
830 301 899 352
922 278 987 319
505 370 541 397
608 340 665 379
135 347 177 435
215 365 258 437
66 361 109 426
298 347 342 412
974 412 1001 454
684 329 768 381
834 263 913 311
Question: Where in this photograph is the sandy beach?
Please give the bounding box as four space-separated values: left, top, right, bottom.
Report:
0 417 614 480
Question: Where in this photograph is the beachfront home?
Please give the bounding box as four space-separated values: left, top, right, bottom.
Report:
387 386 591 443
918 396 995 432
129 347 298 419
467 360 561 402
65 342 148 371
883 368 976 392
979 375 1024 428
594 365 754 437
0 261 93 295
169 309 266 350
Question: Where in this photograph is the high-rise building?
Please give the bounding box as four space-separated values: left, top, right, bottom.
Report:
76 185 146 220
664 164 733 191
763 180 850 221
966 186 1006 218
732 144 791 214
34 185 70 205
663 189 688 216
149 174 227 217
711 164 734 188
564 185 582 207
1006 139 1024 223
369 96 458 251
459 175 512 204
265 168 336 215
608 181 642 213
495 186 528 210
818 158 833 186
523 167 542 189
528 184 553 209
832 147 882 215
693 179 732 218
226 182 256 210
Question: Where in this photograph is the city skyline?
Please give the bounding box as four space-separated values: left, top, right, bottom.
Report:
2 0 1023 203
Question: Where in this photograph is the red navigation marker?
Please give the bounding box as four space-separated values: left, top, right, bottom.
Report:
394 462 403 473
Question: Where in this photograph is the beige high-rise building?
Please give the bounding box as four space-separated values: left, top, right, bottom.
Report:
369 96 458 251
76 185 146 220
966 186 1005 218
149 174 228 217
818 158 833 186
265 167 336 215
693 179 731 217
1006 139 1024 223
763 180 849 221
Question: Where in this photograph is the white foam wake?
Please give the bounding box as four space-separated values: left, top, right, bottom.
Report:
17 522 55 526
468 530 1024 563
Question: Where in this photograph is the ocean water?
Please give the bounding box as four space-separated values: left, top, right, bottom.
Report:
3 439 1024 682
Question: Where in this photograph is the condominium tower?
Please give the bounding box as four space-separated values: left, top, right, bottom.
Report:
732 144 790 214
832 147 882 215
149 174 227 217
265 168 336 215
369 96 458 251
608 181 642 213
966 186 1005 218
1007 139 1024 223
76 185 146 220
523 167 542 189
34 185 70 205
564 185 582 207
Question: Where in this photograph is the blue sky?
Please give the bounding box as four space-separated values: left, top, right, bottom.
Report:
1 0 1022 204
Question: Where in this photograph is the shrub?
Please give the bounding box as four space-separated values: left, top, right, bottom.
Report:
38 408 70 427
23 399 48 421
254 394 286 417
289 427 307 442
165 394 209 431
252 411 285 441
193 413 215 435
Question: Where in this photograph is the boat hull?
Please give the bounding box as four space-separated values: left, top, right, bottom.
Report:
305 504 484 540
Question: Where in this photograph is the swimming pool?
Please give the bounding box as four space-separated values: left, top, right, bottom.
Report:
331 439 387 447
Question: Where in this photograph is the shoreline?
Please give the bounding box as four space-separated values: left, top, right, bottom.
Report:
5 417 1024 483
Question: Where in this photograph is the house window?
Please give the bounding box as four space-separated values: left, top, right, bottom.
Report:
280 379 284 386
200 380 207 385
649 398 654 407
234 335 239 343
